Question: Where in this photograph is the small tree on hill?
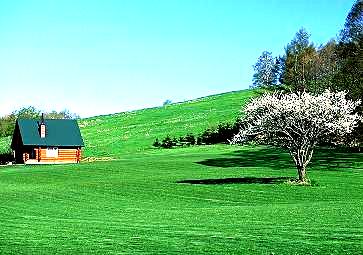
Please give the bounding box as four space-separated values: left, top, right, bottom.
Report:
230 90 362 183
163 99 172 106
251 51 279 88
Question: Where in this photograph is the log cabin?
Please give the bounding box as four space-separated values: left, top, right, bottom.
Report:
11 115 84 164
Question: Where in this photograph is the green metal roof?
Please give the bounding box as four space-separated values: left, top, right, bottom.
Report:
15 119 84 147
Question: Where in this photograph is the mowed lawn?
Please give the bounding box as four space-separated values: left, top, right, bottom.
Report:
0 145 362 254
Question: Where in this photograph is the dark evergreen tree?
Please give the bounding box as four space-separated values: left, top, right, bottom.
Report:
280 28 319 92
339 0 363 44
335 0 363 146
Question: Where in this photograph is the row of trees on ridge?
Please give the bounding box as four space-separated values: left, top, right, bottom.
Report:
252 1 362 97
0 106 79 137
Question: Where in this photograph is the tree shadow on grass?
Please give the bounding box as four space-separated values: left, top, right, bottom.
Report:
196 146 292 170
196 146 363 171
177 176 291 185
309 147 363 171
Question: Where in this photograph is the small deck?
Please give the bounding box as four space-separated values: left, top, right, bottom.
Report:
25 159 79 165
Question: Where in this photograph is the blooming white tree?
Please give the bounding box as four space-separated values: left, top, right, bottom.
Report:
231 90 361 183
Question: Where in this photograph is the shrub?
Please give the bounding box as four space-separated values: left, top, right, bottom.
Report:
152 138 161 148
179 134 196 146
161 136 175 149
153 121 241 149
0 151 14 165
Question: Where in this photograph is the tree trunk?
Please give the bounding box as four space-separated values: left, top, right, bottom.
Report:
289 146 314 183
297 165 307 182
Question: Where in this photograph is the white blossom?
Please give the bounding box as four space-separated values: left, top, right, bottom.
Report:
231 90 362 182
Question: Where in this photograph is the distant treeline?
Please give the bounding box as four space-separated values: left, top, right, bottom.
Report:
250 0 362 145
0 106 79 137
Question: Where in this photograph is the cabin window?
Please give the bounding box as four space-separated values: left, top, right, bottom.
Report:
46 147 58 158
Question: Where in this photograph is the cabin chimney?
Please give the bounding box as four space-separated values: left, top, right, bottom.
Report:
40 113 46 138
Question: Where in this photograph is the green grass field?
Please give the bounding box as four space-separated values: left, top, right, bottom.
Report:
0 89 362 254
0 146 362 254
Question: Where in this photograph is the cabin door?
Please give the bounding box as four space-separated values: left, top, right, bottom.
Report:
29 149 36 159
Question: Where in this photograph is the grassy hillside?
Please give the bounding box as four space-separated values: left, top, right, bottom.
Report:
79 89 255 157
0 145 362 254
0 89 255 157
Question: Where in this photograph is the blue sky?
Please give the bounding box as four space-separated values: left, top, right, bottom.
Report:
0 0 354 117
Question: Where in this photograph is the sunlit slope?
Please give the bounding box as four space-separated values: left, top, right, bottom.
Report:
80 90 255 157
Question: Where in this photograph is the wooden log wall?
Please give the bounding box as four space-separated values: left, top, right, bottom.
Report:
35 148 81 163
